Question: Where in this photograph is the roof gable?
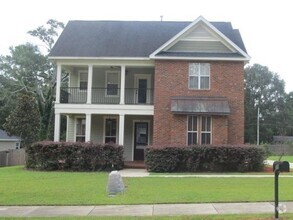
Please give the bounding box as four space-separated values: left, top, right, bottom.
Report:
150 16 250 60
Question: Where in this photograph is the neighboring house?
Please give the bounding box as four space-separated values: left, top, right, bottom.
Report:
49 16 250 161
0 129 21 151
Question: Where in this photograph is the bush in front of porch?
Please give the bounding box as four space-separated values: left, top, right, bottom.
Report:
145 145 266 173
26 141 124 171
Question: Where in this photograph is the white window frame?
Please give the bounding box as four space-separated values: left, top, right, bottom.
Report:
188 63 210 90
78 70 88 90
105 71 120 97
187 115 212 145
75 116 86 142
103 116 119 144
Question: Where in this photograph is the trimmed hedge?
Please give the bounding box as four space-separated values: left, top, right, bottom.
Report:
26 141 124 171
145 145 266 172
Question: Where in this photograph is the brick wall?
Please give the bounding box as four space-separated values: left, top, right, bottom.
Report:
153 60 244 145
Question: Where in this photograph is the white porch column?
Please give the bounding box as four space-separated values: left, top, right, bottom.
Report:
118 114 125 145
120 65 126 104
54 113 61 141
85 113 92 142
55 64 62 104
87 65 93 104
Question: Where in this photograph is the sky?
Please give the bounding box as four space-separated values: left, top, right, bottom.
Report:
1 0 292 92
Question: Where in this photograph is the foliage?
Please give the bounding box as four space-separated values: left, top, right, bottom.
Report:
145 145 265 173
0 19 64 141
3 93 39 148
26 141 124 171
244 64 287 143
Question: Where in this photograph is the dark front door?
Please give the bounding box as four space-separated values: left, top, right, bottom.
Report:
134 122 148 160
137 79 147 104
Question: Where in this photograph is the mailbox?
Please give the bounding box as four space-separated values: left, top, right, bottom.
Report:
273 161 290 172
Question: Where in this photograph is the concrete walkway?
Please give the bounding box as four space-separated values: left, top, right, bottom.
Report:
0 202 292 217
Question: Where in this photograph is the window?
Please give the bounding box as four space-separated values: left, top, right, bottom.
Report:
105 118 117 143
76 118 86 142
189 63 210 89
106 71 119 96
79 71 88 90
187 116 212 145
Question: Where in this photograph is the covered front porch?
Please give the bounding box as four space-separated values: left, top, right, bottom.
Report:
56 114 153 161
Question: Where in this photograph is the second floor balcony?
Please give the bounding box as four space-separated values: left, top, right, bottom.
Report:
60 87 154 105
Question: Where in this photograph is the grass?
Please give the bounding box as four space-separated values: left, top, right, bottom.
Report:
1 214 293 219
1 166 293 205
268 156 293 163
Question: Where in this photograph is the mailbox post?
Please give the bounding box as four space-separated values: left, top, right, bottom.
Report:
273 161 290 220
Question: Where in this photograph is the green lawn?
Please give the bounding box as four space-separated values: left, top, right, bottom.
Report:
1 166 293 205
1 214 293 220
268 156 293 162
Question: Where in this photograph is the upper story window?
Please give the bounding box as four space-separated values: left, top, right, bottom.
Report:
106 71 119 96
189 63 210 90
79 71 88 90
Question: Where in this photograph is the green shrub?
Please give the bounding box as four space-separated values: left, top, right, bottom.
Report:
145 145 265 173
26 141 124 171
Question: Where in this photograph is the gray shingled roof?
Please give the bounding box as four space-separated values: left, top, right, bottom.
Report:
49 20 247 58
0 130 20 141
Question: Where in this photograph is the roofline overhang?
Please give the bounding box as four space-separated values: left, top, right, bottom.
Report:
0 139 20 142
150 56 250 62
48 56 151 61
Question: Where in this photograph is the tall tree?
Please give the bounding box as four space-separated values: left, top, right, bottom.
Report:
3 93 40 148
244 64 286 143
0 19 64 140
27 19 65 140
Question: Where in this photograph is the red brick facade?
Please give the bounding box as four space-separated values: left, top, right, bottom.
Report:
153 60 244 145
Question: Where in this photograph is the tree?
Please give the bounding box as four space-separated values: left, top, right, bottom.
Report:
244 64 286 143
27 19 65 140
0 19 64 141
3 93 40 148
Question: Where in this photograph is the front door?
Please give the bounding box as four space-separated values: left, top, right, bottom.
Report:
134 122 148 160
135 75 151 104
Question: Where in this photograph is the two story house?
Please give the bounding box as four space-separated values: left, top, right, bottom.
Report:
50 16 250 161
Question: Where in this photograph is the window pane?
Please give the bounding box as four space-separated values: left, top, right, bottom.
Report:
188 116 192 131
80 82 88 90
189 63 199 76
200 64 210 76
76 136 85 142
200 76 209 89
107 84 118 95
202 116 211 132
189 76 198 89
105 137 116 143
80 72 88 81
206 117 211 131
201 133 211 144
107 72 118 84
188 132 197 145
193 116 197 131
